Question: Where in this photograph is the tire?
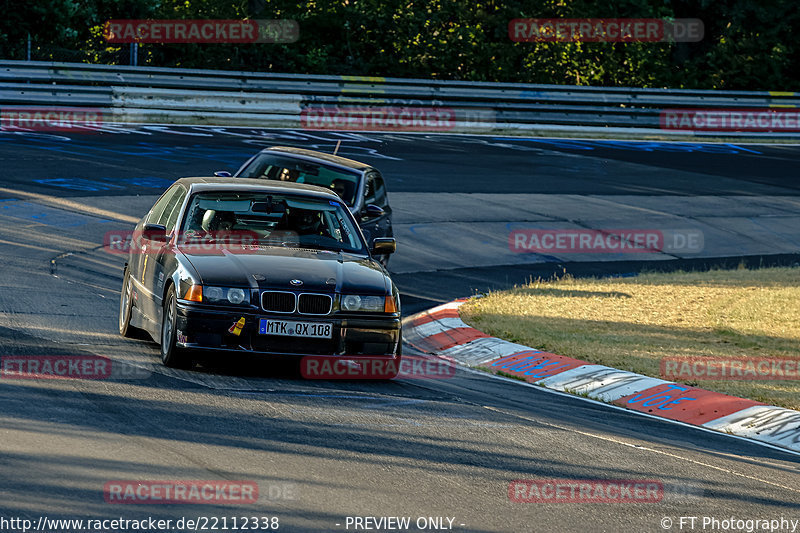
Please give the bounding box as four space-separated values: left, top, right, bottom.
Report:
396 328 403 357
119 268 141 338
160 286 192 369
382 330 403 380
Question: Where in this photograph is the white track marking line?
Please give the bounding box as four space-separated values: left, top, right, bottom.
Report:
0 187 139 224
482 403 800 494
470 365 800 460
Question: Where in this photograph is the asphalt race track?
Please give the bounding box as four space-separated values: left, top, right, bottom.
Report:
1 127 799 532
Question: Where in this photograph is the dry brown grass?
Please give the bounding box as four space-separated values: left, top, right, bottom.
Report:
460 266 800 409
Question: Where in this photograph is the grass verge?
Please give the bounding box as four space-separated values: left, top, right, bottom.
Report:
460 266 800 410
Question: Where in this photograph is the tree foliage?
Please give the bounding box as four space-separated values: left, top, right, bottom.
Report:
0 0 797 89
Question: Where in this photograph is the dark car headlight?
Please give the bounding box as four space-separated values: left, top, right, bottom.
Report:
341 294 397 313
204 286 248 305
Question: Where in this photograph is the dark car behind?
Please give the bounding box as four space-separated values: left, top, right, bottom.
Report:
219 147 394 264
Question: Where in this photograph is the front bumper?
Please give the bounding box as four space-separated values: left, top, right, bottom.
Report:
174 302 400 357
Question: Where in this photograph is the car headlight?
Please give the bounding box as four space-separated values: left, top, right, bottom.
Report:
204 286 248 305
341 294 387 312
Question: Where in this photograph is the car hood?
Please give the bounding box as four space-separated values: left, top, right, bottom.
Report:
178 246 389 294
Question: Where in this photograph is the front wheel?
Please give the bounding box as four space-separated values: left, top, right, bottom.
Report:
382 330 403 379
160 286 192 369
119 268 141 338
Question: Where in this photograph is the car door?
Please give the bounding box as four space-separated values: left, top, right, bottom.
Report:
129 186 179 303
148 184 188 318
137 184 186 323
359 170 393 244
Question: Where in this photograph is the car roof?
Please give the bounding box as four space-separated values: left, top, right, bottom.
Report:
261 146 373 171
174 177 341 200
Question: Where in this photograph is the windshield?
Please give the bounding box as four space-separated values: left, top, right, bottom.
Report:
179 191 367 254
237 154 361 207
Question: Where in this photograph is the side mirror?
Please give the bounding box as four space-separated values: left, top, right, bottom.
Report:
141 223 168 242
214 171 232 177
363 204 385 218
371 237 396 255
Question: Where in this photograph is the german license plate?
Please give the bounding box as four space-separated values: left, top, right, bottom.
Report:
259 319 333 339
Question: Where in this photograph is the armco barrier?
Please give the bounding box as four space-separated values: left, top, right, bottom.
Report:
2 60 800 137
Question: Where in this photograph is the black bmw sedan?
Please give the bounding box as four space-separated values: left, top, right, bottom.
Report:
118 177 401 371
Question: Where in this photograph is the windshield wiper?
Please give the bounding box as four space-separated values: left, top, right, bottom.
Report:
297 243 359 253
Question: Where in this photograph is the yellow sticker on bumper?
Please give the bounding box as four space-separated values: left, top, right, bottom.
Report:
228 317 245 336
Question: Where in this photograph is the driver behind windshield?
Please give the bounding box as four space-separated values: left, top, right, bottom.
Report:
285 208 331 237
330 179 349 200
200 210 236 233
278 168 300 182
181 209 238 245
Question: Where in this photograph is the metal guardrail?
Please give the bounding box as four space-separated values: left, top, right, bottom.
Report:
1 60 799 137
